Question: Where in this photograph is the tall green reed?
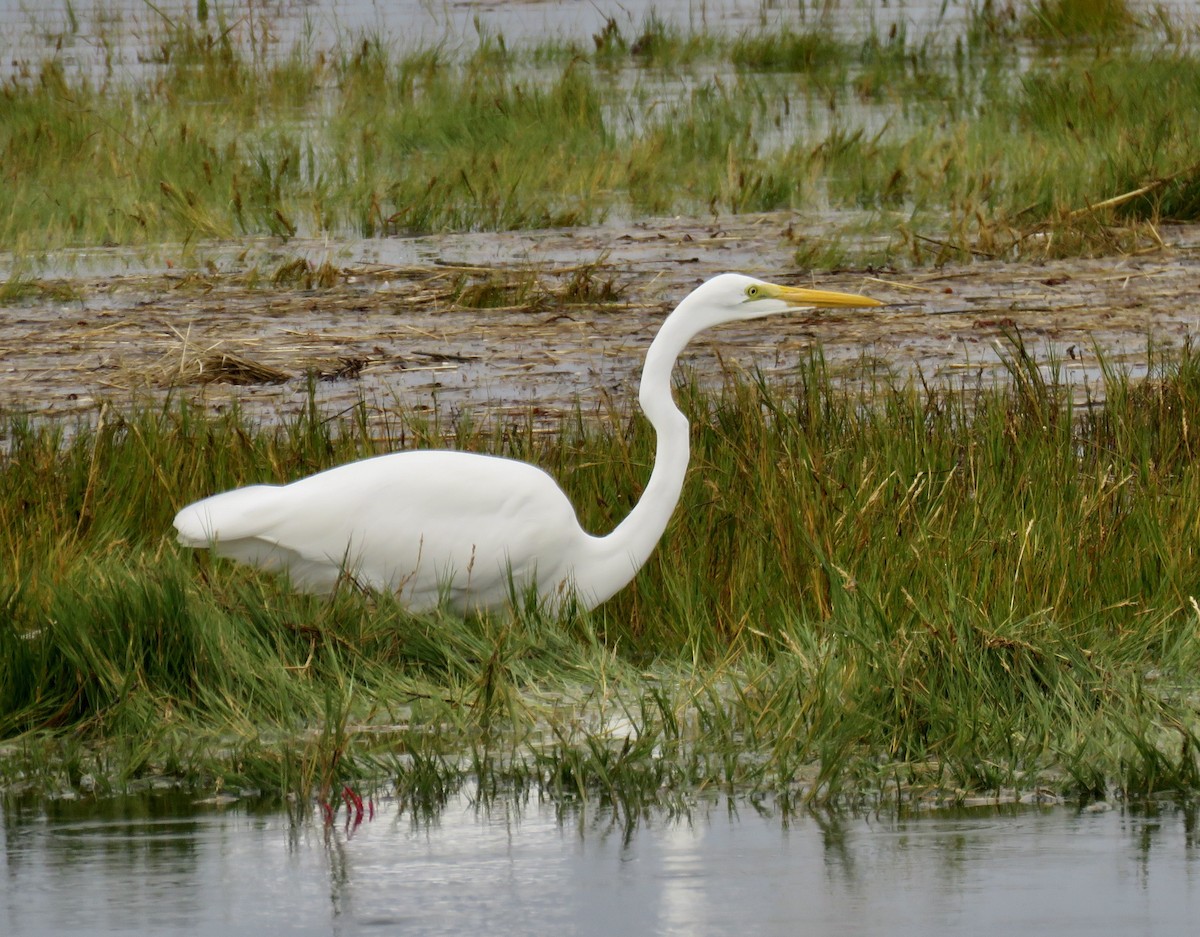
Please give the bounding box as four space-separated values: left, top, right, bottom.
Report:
4 341 1200 801
3 8 1197 261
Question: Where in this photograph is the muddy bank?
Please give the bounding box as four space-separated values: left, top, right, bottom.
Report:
3 214 1199 425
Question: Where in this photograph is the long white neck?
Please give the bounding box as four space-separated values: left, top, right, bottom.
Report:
574 294 720 606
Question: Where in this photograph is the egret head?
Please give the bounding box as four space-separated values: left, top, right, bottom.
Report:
692 273 883 323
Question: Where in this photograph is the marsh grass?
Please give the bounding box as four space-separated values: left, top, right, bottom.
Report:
4 341 1200 808
3 6 1198 263
1021 0 1139 41
0 271 83 303
270 257 340 289
447 262 623 310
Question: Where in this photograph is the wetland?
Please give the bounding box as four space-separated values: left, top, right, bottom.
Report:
4 5 1200 929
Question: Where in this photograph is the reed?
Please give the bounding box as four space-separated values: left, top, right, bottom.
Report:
3 341 1200 806
2 6 1196 264
1021 0 1139 41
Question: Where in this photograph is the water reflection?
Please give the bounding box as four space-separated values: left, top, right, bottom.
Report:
3 792 1199 936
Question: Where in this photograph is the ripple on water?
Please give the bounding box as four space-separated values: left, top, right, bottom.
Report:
1 791 1198 936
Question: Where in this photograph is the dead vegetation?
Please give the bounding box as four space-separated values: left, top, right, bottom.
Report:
2 218 1200 422
189 351 292 385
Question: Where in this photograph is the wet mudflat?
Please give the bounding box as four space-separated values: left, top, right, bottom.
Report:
2 792 1198 937
4 216 1200 423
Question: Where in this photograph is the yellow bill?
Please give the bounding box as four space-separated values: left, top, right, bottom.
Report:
764 283 884 308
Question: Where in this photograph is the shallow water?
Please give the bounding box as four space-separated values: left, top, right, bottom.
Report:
2 792 1199 936
3 0 1193 81
0 0 971 82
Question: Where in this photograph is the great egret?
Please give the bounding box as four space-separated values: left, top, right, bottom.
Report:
174 273 881 613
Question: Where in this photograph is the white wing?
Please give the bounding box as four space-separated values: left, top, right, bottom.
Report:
173 450 587 612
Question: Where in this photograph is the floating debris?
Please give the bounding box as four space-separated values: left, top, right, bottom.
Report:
193 351 292 385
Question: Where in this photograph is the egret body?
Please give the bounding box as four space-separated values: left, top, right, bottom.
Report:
173 274 881 613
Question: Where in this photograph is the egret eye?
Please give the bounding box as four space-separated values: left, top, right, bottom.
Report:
746 285 760 298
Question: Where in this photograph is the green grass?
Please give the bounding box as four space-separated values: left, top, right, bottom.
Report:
4 2 1200 816
4 341 1200 809
1021 0 1139 41
2 6 1198 263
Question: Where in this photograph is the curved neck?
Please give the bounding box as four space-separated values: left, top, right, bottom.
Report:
574 297 717 605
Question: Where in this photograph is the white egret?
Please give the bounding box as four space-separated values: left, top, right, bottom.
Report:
173 273 881 613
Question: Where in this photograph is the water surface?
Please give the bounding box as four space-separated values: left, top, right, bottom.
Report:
2 792 1198 936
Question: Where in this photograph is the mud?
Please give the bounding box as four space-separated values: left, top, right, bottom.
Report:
3 213 1199 426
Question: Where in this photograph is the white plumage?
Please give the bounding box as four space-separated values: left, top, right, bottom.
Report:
175 450 588 611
